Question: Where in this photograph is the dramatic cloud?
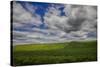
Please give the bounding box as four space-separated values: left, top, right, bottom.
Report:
12 1 97 45
44 4 97 39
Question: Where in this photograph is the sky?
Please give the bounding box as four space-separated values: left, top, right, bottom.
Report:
12 1 97 44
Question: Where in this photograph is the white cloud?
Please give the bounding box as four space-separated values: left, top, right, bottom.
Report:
13 2 42 27
13 27 69 44
12 2 97 44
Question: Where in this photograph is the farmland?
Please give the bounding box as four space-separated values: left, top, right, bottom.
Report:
12 40 97 66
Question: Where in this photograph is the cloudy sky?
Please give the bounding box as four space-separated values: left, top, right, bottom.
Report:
12 1 97 44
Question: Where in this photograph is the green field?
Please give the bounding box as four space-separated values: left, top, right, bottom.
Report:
13 40 97 66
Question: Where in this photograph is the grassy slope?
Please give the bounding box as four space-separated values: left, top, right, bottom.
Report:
13 40 97 66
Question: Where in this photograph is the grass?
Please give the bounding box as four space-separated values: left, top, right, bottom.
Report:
12 40 97 66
